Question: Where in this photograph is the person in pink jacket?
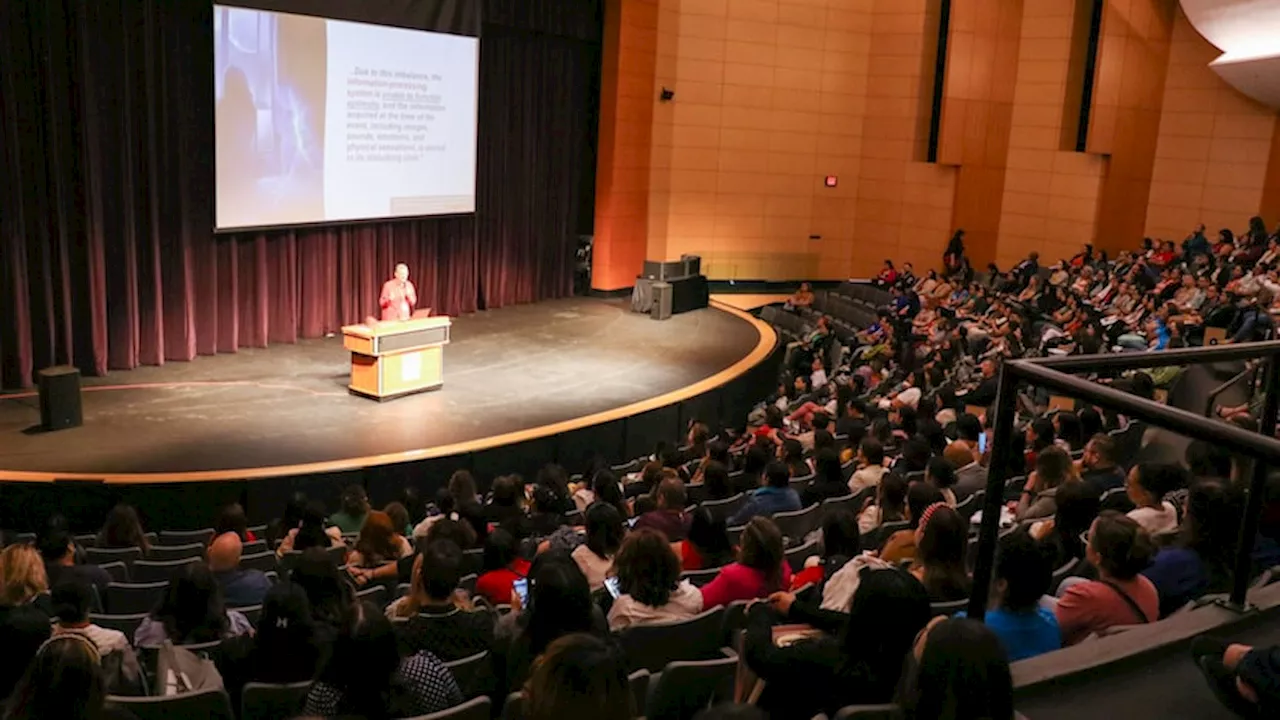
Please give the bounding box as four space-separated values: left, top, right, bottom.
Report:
700 517 792 609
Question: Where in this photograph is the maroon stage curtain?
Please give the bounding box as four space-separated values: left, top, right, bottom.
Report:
0 0 599 389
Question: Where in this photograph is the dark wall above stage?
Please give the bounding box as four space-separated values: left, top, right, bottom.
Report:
220 0 481 36
0 0 602 389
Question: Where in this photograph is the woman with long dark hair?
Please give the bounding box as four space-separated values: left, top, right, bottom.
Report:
682 507 736 572
304 601 461 718
1143 478 1244 617
700 517 791 609
910 505 971 602
216 582 325 711
3 634 133 720
905 618 1014 720
571 503 623 592
97 504 150 553
133 564 252 646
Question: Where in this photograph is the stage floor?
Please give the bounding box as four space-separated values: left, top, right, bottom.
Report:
0 299 767 479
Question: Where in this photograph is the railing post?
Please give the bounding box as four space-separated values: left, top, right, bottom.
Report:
967 365 1019 621
1229 356 1280 607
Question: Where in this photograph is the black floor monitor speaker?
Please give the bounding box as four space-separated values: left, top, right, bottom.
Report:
38 366 83 431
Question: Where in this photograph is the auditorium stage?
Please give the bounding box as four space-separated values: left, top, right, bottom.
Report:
0 299 775 481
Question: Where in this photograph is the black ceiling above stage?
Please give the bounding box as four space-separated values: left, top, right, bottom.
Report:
217 0 481 36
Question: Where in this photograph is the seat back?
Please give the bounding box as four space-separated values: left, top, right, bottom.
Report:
105 581 168 615
89 612 149 640
232 604 263 627
720 600 751 645
930 599 969 617
148 543 207 562
98 561 130 583
239 551 278 574
443 650 489 699
460 548 485 576
241 681 312 720
74 533 98 548
413 695 492 720
773 504 820 545
954 490 984 522
821 491 863 520
701 494 746 524
355 585 388 609
788 473 816 494
502 691 524 720
86 546 142 568
833 704 906 720
132 557 203 584
616 607 726 674
680 567 722 588
159 528 215 547
785 536 821 573
645 655 738 720
108 687 234 720
628 669 650 718
459 573 477 596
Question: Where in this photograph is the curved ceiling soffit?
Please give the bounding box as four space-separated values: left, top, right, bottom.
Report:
1179 0 1280 110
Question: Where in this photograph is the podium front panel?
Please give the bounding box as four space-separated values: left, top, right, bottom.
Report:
376 324 450 354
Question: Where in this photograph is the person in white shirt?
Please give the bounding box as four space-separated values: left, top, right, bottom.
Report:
1124 463 1183 537
810 357 829 391
606 529 703 631
848 438 889 495
571 503 624 592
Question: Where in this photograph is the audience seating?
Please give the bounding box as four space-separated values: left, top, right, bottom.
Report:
158 528 215 546
105 581 168 615
86 546 143 567
616 607 728 674
132 557 203 583
627 669 650 718
98 560 130 583
773 504 821 545
74 532 98 547
146 542 206 562
501 691 523 720
443 650 489 699
107 687 235 720
726 525 745 548
239 551 277 574
89 612 149 639
954 490 984 522
412 696 491 720
242 539 268 555
460 548 484 576
700 494 747 524
233 604 263 627
721 601 751 646
644 655 738 720
821 492 863 520
785 536 821 573
830 705 905 720
862 520 909 551
356 585 388 609
930 598 969 617
787 473 816 493
459 573 477 596
241 681 312 720
279 545 347 573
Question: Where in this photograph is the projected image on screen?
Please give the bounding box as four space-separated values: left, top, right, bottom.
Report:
213 5 478 231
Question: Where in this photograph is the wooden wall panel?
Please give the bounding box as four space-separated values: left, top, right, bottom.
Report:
937 0 1025 265
1088 0 1176 253
1264 118 1280 227
592 0 659 290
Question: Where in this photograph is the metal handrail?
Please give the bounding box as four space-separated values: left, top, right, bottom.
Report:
968 341 1280 621
1203 362 1258 418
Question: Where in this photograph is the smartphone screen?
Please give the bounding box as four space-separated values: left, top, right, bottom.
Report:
604 576 621 599
979 432 988 455
512 578 529 605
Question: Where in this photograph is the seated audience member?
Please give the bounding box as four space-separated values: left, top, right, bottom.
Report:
474 529 531 607
700 517 792 609
633 475 692 542
949 413 985 466
412 489 458 540
608 529 704 630
784 281 815 311
791 509 861 590
134 563 253 647
682 507 737 572
215 583 325 711
803 449 850 506
780 438 811 476
291 547 355 633
524 633 633 720
96 503 151 553
905 618 1015 720
1143 478 1242 617
858 472 909 535
2 633 138 720
848 438 889 494
0 544 52 700
925 457 959 507
910 505 971 602
347 511 411 569
968 531 1060 661
729 462 802 526
485 474 526 531
390 540 494 661
1125 463 1184 536
276 500 345 556
591 470 630 519
383 501 412 538
516 485 566 540
38 522 112 600
1032 480 1102 571
329 484 371 534
698 460 735 502
1015 445 1079 522
947 442 988 501
535 464 577 516
894 437 931 476
208 531 272 607
1055 512 1159 645
880 482 946 565
490 552 598 705
214 502 257 542
737 445 772 496
1079 433 1126 493
304 601 462 718
745 568 931 720
572 503 624 592
1191 636 1280 717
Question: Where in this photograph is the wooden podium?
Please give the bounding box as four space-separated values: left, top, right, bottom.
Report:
341 315 452 400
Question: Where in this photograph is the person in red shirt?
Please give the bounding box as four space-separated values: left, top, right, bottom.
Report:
378 263 417 321
681 507 736 572
700 517 792 609
1055 512 1159 645
473 529 530 606
875 260 898 288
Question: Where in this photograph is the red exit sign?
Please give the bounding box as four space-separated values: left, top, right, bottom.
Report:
824 175 838 187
